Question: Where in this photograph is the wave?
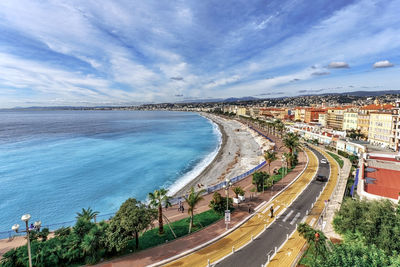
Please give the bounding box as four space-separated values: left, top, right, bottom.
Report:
167 116 222 196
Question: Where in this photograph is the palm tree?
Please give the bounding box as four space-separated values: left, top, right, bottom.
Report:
283 132 300 156
76 207 99 222
184 187 205 233
264 150 277 176
148 188 171 235
284 152 294 168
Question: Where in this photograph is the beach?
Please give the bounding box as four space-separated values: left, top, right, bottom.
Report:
173 113 274 197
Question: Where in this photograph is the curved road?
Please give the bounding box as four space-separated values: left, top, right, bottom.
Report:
217 146 330 267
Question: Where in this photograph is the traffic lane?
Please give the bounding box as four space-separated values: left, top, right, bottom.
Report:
217 148 329 267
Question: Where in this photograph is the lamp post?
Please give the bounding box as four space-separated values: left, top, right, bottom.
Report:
223 178 232 229
12 214 41 267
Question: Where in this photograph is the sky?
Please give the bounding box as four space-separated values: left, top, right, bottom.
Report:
0 0 399 108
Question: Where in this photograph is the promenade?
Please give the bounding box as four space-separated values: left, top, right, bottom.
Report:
96 127 306 267
161 148 317 267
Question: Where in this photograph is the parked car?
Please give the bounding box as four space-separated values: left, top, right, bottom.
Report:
320 159 328 164
316 175 327 182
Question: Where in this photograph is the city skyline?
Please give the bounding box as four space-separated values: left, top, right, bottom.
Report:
0 0 399 108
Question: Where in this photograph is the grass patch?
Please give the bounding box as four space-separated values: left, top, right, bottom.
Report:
126 209 223 252
327 151 344 168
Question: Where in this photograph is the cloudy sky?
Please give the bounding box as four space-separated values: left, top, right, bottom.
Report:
0 0 399 107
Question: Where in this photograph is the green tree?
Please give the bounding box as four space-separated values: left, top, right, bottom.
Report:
184 187 205 233
81 222 108 264
106 198 157 251
209 192 233 214
232 186 245 198
283 132 300 156
252 171 269 192
148 188 171 235
264 150 277 175
298 223 328 265
76 207 99 222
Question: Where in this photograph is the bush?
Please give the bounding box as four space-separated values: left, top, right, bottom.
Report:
209 192 233 214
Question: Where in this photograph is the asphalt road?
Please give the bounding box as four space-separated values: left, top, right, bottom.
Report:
217 147 330 267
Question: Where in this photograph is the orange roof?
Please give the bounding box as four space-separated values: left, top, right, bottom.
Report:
360 104 394 110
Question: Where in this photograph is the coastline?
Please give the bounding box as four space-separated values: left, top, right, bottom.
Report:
172 113 270 197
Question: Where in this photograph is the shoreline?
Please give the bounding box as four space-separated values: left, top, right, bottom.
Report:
172 113 227 197
172 113 269 197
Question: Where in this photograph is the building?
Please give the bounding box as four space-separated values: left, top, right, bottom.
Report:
368 111 394 149
393 100 400 152
327 108 345 130
318 113 327 127
357 114 370 139
343 111 358 131
294 108 306 122
304 108 326 123
237 107 247 116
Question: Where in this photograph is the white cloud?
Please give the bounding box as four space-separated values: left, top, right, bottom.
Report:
204 75 241 89
373 60 394 68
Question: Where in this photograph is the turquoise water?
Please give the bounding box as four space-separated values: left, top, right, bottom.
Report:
0 110 220 232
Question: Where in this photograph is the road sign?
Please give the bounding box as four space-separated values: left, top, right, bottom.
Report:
225 210 231 223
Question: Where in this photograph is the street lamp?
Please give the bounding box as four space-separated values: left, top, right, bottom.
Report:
12 214 41 267
222 178 232 229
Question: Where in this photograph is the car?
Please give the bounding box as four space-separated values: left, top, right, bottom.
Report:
320 159 328 164
316 175 327 182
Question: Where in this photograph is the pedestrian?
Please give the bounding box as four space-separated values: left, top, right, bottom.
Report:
248 205 251 213
270 205 274 218
181 205 185 213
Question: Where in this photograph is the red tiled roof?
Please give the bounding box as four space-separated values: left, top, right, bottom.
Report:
360 104 394 110
365 167 400 199
369 156 400 162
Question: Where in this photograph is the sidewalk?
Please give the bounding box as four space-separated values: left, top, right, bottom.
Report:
321 151 351 240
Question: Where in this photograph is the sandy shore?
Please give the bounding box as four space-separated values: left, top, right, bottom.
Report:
173 113 274 197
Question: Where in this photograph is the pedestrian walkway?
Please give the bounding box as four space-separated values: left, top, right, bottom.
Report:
322 151 351 240
268 146 339 267
162 148 317 267
95 132 307 267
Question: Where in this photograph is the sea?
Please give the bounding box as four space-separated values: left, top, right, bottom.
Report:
0 110 221 234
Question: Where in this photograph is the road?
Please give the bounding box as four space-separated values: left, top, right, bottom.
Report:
217 146 330 267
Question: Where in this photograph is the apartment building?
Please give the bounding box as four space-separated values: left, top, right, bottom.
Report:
327 108 345 130
357 114 370 138
368 111 394 149
343 111 358 131
393 100 400 151
294 108 306 122
305 108 326 123
318 113 327 127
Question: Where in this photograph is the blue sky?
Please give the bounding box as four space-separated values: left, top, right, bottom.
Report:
0 0 399 107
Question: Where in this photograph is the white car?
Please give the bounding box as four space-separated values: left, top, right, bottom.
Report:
321 159 328 164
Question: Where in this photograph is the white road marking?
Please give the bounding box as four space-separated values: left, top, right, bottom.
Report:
290 212 301 225
309 218 316 226
282 210 293 222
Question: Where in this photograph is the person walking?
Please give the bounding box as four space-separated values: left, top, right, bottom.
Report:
270 205 274 218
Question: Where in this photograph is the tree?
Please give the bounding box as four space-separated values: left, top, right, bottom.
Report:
232 186 245 198
264 150 277 176
148 188 171 235
298 223 328 264
209 192 233 214
106 198 157 251
283 132 300 156
184 187 205 233
76 207 99 222
81 222 108 264
252 171 269 192
283 152 294 168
